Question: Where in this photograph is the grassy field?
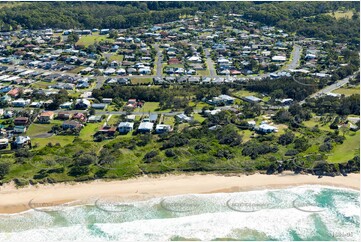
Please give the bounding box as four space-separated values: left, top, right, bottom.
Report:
232 89 262 98
326 10 354 20
108 54 124 62
197 69 210 76
79 123 103 141
31 81 56 89
303 118 333 132
0 2 28 9
328 131 360 163
189 101 211 109
137 102 160 112
76 34 112 47
332 86 360 96
107 115 120 126
161 116 175 126
193 113 205 123
26 123 53 137
68 66 85 74
130 77 152 84
32 135 74 148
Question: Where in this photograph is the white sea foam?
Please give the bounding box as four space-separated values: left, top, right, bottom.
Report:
0 185 358 241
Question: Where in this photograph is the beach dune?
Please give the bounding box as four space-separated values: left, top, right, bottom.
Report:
0 172 359 214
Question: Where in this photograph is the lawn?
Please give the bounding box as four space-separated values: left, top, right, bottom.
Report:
31 81 56 89
327 131 360 163
68 66 85 74
238 129 254 143
303 119 332 132
79 123 103 141
189 101 211 110
232 89 262 98
32 135 74 149
197 69 210 76
193 113 205 123
130 77 152 84
76 34 112 47
108 54 124 62
332 86 359 96
137 102 160 112
107 115 121 126
161 116 175 126
26 123 53 137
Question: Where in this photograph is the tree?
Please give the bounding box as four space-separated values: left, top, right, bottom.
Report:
0 162 10 179
66 33 79 44
278 132 295 145
184 106 193 116
109 29 119 39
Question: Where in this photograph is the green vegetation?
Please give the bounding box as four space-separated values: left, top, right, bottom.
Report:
327 131 360 163
76 34 110 47
326 10 354 20
130 77 152 85
333 86 360 96
108 54 124 62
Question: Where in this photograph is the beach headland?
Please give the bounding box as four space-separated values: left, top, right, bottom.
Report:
0 172 359 214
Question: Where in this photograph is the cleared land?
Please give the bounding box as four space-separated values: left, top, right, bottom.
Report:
326 10 354 20
332 86 360 96
327 131 360 163
76 34 113 47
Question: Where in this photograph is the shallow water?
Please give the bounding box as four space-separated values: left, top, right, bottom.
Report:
0 185 359 241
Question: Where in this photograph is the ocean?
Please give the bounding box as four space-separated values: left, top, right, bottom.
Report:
0 185 359 241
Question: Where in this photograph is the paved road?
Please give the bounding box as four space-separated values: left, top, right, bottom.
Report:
299 72 359 105
204 48 216 78
153 44 163 78
285 45 302 70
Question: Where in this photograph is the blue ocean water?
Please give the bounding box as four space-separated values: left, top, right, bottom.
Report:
0 185 359 241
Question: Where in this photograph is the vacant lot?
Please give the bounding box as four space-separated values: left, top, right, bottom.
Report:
76 34 112 47
326 10 354 20
332 86 359 96
328 131 360 163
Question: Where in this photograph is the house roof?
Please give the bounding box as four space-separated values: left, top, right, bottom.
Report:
138 122 153 130
40 111 54 117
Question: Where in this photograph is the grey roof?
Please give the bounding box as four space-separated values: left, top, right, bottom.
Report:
138 122 154 130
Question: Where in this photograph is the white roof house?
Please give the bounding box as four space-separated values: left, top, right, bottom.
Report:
118 122 134 133
256 124 278 133
155 124 172 134
272 56 287 62
15 136 31 145
176 113 192 122
138 122 154 133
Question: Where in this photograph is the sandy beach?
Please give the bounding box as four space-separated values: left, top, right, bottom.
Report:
0 172 359 214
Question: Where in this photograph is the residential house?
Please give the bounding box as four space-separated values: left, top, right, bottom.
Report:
0 138 8 149
88 115 103 123
13 126 27 133
12 136 31 149
57 111 72 120
155 124 172 134
75 99 91 110
72 112 87 123
38 111 55 123
92 103 107 110
12 99 31 107
243 96 262 103
14 117 29 126
176 113 192 123
118 122 134 134
137 122 154 133
62 120 82 129
255 123 278 133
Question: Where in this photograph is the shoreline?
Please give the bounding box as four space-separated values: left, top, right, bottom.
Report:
0 172 359 214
